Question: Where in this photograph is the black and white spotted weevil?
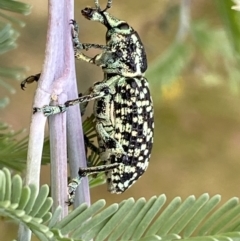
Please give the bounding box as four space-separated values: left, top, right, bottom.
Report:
21 0 154 204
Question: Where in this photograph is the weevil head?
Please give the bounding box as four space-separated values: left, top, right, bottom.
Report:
81 7 133 35
81 7 148 76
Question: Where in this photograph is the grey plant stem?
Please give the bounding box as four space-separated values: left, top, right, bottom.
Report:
67 82 91 208
18 0 90 240
176 0 191 42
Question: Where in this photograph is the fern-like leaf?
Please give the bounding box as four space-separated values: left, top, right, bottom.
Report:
0 0 31 107
0 122 28 171
2 167 240 241
54 194 240 241
0 168 54 240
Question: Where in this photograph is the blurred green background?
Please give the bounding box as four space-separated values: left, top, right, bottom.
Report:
1 0 240 239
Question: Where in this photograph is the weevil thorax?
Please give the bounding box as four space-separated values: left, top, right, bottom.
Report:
82 7 148 77
103 11 148 77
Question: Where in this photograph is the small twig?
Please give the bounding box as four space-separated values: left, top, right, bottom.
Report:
176 0 191 42
49 93 68 215
67 87 91 208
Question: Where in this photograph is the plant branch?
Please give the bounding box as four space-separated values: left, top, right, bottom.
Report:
176 0 191 42
67 88 91 208
17 0 84 239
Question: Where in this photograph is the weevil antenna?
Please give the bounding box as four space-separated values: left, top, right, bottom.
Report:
94 0 101 10
101 0 112 12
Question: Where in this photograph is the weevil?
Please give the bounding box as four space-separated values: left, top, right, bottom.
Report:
21 0 154 205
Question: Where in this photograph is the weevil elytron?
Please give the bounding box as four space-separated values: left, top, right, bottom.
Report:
21 0 154 204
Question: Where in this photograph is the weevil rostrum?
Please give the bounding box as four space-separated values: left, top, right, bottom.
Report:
21 0 154 205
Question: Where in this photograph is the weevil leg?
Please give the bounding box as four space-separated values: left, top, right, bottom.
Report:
21 73 41 90
79 43 109 51
79 88 92 116
74 51 95 64
79 163 119 176
70 19 108 51
93 77 127 156
84 135 100 155
67 162 119 205
67 175 82 206
95 121 125 157
33 84 111 116
70 19 110 68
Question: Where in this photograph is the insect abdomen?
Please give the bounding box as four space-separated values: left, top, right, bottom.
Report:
107 76 154 193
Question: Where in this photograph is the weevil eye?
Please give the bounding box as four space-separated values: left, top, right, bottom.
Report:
118 23 129 30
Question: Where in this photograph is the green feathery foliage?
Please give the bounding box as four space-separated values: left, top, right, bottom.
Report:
0 1 33 172
147 1 240 95
2 167 240 241
0 0 31 108
0 122 28 171
0 114 105 189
